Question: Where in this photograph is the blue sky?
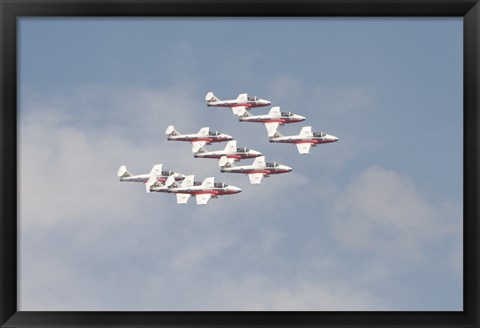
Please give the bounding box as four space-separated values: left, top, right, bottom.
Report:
19 18 462 311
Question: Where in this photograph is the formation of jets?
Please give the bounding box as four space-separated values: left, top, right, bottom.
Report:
119 91 338 205
146 175 241 205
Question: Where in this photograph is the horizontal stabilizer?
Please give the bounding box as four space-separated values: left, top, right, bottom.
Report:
166 125 181 137
205 92 220 103
117 165 130 178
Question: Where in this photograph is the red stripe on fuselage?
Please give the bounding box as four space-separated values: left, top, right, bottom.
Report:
294 140 319 144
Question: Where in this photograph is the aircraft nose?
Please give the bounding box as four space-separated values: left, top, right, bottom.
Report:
333 136 339 142
232 186 242 193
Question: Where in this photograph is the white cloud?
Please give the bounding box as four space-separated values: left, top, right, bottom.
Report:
330 165 462 265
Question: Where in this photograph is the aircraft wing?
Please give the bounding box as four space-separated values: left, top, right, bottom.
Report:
196 193 212 205
248 173 265 184
232 106 247 116
192 141 208 153
264 122 280 137
296 143 312 154
176 193 191 204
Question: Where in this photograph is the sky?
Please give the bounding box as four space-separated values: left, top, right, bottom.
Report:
18 18 462 311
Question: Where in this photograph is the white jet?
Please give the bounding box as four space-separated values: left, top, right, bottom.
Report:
219 155 292 184
205 91 271 116
239 106 306 137
165 125 233 153
117 164 185 183
193 140 262 163
269 126 339 154
150 175 241 205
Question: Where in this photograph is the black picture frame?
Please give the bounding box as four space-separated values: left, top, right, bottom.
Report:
1 0 478 327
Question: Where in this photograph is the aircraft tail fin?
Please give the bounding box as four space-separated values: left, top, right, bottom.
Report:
269 106 281 116
252 156 266 167
165 125 179 136
236 93 248 101
205 92 220 103
224 140 237 152
117 165 132 178
239 111 252 118
146 175 162 193
165 175 177 188
219 156 235 168
181 175 195 187
149 164 163 176
271 130 284 139
300 126 313 137
194 146 207 154
202 177 215 188
197 127 210 135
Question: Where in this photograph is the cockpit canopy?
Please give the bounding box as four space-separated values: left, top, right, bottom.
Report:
313 132 326 138
214 182 227 188
208 130 220 136
247 96 258 101
162 170 173 176
266 162 279 168
281 111 293 117
236 147 249 153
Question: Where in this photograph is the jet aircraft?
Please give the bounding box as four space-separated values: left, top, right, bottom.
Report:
269 126 339 154
205 91 271 116
147 174 242 205
219 155 292 184
117 164 185 183
193 140 262 163
165 125 233 153
239 106 306 137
